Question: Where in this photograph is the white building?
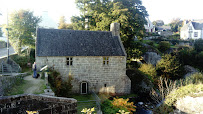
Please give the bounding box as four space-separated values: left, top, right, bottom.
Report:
144 18 155 33
180 20 203 40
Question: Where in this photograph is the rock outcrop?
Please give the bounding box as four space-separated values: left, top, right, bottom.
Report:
143 52 161 66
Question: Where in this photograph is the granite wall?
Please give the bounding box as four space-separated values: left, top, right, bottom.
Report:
0 94 77 114
36 56 131 94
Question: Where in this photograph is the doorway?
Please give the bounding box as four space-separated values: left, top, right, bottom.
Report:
81 82 88 94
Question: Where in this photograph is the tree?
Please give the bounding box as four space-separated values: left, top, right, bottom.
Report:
138 63 157 81
158 41 170 53
58 16 73 30
169 18 183 33
152 20 164 26
156 54 182 80
58 16 67 29
194 39 203 52
66 24 73 30
8 9 41 54
73 0 148 58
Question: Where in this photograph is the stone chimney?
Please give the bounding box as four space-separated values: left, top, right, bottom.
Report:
110 22 127 56
110 23 120 36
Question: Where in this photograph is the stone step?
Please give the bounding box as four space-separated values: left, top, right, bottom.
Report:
41 92 55 96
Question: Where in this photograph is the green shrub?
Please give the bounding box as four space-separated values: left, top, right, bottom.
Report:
10 49 35 68
127 41 147 59
48 69 73 97
153 103 173 114
194 39 203 52
156 54 184 80
127 69 153 94
158 41 170 53
40 71 45 79
102 99 120 114
146 41 155 46
138 64 157 82
185 72 203 84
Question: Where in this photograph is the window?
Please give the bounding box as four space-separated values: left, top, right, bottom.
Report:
103 57 109 65
66 57 73 66
194 32 198 37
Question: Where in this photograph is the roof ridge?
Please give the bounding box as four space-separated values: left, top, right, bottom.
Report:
37 28 112 33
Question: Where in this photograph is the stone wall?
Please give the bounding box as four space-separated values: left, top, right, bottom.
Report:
0 74 24 96
36 56 131 94
0 94 77 114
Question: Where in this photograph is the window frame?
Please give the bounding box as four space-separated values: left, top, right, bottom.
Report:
66 57 73 66
103 57 109 66
194 32 198 37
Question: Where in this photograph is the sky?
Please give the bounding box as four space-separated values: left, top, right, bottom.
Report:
142 0 203 24
0 0 80 25
0 0 203 25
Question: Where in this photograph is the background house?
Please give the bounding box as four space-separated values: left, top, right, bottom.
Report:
36 23 131 94
144 18 155 33
180 20 203 40
157 25 173 37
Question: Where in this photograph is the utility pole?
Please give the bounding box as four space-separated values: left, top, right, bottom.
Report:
6 9 9 63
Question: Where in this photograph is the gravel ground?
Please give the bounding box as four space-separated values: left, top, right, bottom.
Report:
23 75 44 94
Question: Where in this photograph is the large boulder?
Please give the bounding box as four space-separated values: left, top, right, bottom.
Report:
175 94 203 113
143 52 161 66
183 65 199 78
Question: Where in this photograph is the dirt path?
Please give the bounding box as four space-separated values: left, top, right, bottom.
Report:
23 75 45 94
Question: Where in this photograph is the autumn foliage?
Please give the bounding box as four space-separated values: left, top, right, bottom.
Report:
111 98 136 113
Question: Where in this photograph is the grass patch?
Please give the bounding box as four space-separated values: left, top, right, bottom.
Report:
98 93 111 102
71 94 95 101
170 45 178 48
33 83 46 94
71 94 97 114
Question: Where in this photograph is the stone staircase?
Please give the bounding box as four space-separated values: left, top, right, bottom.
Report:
0 58 21 74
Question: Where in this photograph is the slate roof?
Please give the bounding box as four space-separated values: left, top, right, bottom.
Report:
192 21 203 30
181 20 203 31
36 28 126 56
157 25 171 31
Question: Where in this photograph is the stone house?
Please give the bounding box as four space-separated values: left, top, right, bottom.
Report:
36 23 131 94
181 20 203 40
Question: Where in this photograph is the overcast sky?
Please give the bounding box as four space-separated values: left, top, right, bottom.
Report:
142 0 203 24
0 0 202 25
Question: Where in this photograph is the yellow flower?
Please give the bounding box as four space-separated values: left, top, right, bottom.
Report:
90 107 95 112
81 108 88 113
